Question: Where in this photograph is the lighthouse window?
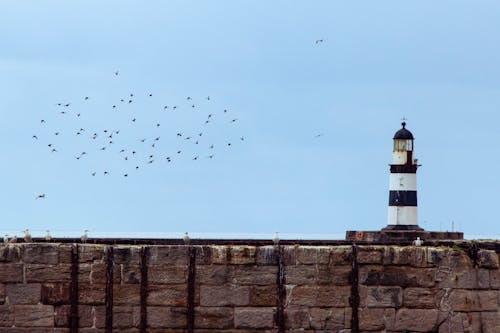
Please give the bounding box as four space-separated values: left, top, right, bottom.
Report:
394 140 406 151
406 140 413 151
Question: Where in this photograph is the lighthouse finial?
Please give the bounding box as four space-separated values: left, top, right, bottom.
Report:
401 116 407 128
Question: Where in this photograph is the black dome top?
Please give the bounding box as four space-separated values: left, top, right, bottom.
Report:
393 122 414 140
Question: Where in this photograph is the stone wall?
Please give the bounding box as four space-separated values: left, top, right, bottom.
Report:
0 242 499 332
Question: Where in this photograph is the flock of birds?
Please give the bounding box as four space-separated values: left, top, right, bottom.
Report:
32 71 246 198
2 230 284 244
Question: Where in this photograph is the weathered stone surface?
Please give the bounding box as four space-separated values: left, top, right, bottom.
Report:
256 246 278 265
403 287 444 308
360 286 402 308
0 305 14 326
77 245 104 263
437 268 490 289
234 307 275 329
448 289 498 311
286 265 350 286
113 306 141 328
26 264 72 282
288 286 351 307
147 284 187 306
384 246 431 267
54 304 93 328
249 285 277 306
147 306 187 328
200 286 250 306
358 308 395 331
357 246 383 264
330 246 352 266
198 264 276 286
89 263 120 284
149 265 187 284
360 265 435 287
477 250 499 268
13 304 54 327
21 244 59 264
285 307 310 329
394 308 438 332
225 246 257 265
149 246 189 265
0 263 23 283
438 312 475 333
121 264 141 284
194 307 233 328
42 283 71 305
309 307 345 330
113 246 141 264
6 283 41 304
114 284 141 305
0 245 21 262
481 311 500 333
79 284 106 305
429 247 471 269
296 246 332 265
0 284 5 304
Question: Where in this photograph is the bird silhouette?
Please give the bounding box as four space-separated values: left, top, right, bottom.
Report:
315 39 324 44
36 194 45 199
32 135 38 140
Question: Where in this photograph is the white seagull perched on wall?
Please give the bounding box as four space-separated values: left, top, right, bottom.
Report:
183 232 190 245
23 229 32 242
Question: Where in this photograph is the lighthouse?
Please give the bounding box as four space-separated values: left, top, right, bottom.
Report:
384 121 423 230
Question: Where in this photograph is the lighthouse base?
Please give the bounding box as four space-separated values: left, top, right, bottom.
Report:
345 229 463 242
381 224 424 231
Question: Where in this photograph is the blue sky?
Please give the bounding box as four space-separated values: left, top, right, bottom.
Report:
1 1 500 238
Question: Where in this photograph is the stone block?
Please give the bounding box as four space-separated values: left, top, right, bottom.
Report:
477 250 499 268
121 264 141 284
113 246 141 265
200 285 250 306
309 307 345 330
357 246 383 264
0 263 23 283
234 266 278 285
13 304 54 327
296 246 332 265
358 308 395 331
77 245 104 263
113 306 140 328
490 269 500 289
448 289 498 311
41 283 71 305
54 304 93 328
360 286 402 308
147 306 187 328
149 246 189 265
285 307 310 329
360 265 435 287
286 265 350 286
6 283 41 304
89 263 120 284
403 287 444 308
288 285 350 307
26 264 72 282
437 268 490 289
0 305 14 326
394 308 438 332
21 244 59 264
196 265 235 285
234 307 275 329
438 312 475 333
149 265 187 284
481 311 500 333
0 245 21 262
428 247 471 269
249 285 277 306
79 284 106 305
194 307 233 328
384 246 431 267
114 284 141 305
256 246 278 265
226 246 257 265
147 284 187 307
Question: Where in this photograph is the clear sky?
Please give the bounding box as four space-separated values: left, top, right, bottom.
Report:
2 1 500 239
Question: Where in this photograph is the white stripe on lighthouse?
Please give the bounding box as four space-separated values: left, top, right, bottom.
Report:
387 206 418 226
389 173 417 191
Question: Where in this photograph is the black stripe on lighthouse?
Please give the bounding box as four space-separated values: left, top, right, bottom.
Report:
388 190 417 206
